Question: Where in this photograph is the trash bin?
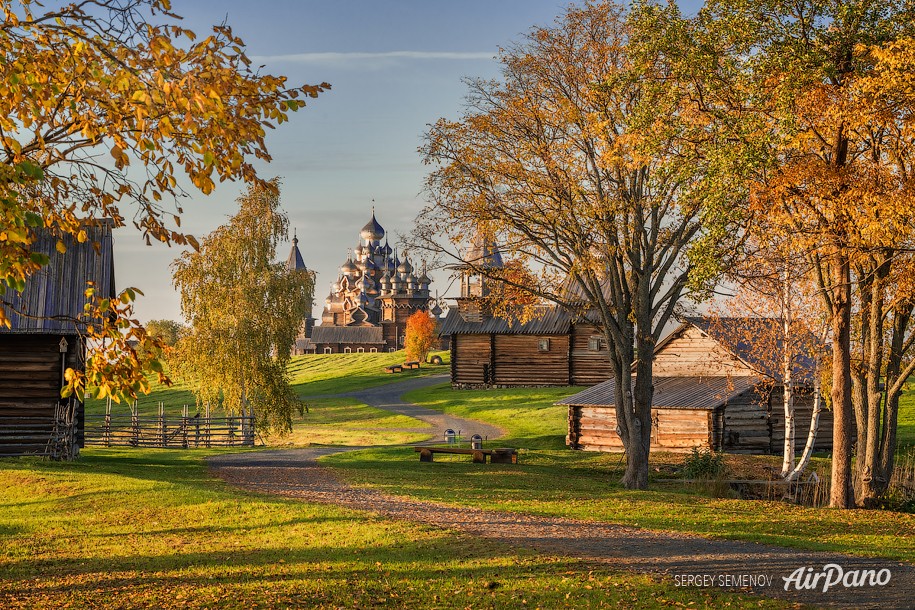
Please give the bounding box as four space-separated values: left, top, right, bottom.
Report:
444 429 456 445
470 434 483 450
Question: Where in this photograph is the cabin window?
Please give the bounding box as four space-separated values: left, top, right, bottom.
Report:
344 347 352 354
588 336 606 351
323 347 332 354
538 338 550 352
356 347 365 353
370 348 378 353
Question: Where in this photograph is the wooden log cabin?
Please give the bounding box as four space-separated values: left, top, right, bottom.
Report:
0 223 116 457
439 306 613 388
562 317 833 454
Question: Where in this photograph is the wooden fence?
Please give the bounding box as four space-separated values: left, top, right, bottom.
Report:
84 402 255 448
0 401 79 460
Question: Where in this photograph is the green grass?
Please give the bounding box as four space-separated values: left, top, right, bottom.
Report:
323 383 915 562
897 387 915 448
0 449 790 609
288 350 450 397
84 350 450 418
267 397 432 447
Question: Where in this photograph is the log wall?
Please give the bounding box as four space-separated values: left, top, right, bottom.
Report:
0 334 84 455
493 334 570 385
567 405 712 453
570 325 613 386
452 334 492 385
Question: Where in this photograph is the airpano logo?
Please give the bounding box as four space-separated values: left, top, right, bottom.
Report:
782 564 892 592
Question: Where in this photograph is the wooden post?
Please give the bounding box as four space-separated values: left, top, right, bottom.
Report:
158 402 166 448
205 402 211 448
131 401 139 447
104 397 112 447
194 407 201 448
182 405 189 449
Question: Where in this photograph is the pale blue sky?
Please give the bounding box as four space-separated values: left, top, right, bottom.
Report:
116 1 703 322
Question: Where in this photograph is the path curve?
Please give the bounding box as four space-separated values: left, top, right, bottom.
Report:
209 376 914 609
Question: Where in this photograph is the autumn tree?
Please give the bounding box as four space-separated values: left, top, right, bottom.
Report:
416 2 742 489
171 181 314 433
404 310 438 363
146 319 183 347
709 243 828 480
0 0 327 401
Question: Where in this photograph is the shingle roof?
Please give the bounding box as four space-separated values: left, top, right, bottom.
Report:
1 222 116 334
556 375 761 410
286 235 307 272
438 306 572 336
310 325 385 344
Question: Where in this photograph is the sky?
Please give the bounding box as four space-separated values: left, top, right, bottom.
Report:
115 0 704 323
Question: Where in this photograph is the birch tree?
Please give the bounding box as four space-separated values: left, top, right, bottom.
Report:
171 181 314 433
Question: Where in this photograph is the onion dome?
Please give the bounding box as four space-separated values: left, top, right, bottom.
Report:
379 271 392 292
332 279 341 292
404 272 418 289
430 302 443 317
360 210 385 242
419 270 431 286
325 291 334 305
397 256 413 275
340 257 357 275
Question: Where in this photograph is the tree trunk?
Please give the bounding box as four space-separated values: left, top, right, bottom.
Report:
788 380 822 482
780 306 795 477
622 331 655 490
830 254 854 509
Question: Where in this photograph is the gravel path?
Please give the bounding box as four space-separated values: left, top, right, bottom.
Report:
210 376 914 609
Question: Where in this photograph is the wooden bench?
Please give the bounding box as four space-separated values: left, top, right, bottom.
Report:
414 446 518 464
384 365 403 374
403 361 421 369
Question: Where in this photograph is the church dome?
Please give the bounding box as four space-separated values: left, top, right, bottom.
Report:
340 258 357 275
360 212 385 241
397 256 413 275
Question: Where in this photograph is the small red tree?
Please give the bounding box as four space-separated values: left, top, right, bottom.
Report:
404 310 438 363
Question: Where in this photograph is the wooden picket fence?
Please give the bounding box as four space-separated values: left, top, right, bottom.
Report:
84 402 255 448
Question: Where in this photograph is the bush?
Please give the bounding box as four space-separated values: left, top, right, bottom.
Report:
682 448 728 480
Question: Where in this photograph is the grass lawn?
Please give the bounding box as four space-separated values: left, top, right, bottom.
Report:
0 449 790 609
266 397 433 447
323 383 915 562
84 350 450 418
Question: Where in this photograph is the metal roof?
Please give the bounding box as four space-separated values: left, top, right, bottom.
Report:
310 325 385 344
439 306 573 336
1 222 116 334
556 375 762 410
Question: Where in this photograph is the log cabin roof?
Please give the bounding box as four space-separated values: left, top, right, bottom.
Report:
1 222 116 334
556 375 761 410
310 325 385 344
439 306 573 336
286 233 308 272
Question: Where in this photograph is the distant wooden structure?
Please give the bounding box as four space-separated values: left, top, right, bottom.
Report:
0 222 116 458
440 235 611 388
562 317 833 454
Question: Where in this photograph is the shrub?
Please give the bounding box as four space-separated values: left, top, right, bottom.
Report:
682 448 728 480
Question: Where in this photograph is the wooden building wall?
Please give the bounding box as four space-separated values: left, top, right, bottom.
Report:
567 405 712 453
0 334 83 455
653 326 754 377
766 388 835 454
493 335 570 386
451 334 492 385
570 325 612 386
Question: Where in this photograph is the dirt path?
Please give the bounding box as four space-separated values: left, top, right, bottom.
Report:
209 377 913 609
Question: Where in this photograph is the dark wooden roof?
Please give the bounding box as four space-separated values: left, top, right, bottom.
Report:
1 222 115 334
439 306 573 336
556 375 761 410
310 325 385 344
286 235 307 272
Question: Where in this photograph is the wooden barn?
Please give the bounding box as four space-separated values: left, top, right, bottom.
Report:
0 223 115 457
439 306 613 387
562 317 833 454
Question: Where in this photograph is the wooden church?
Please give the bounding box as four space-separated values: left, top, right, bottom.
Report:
562 317 833 455
305 211 441 354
